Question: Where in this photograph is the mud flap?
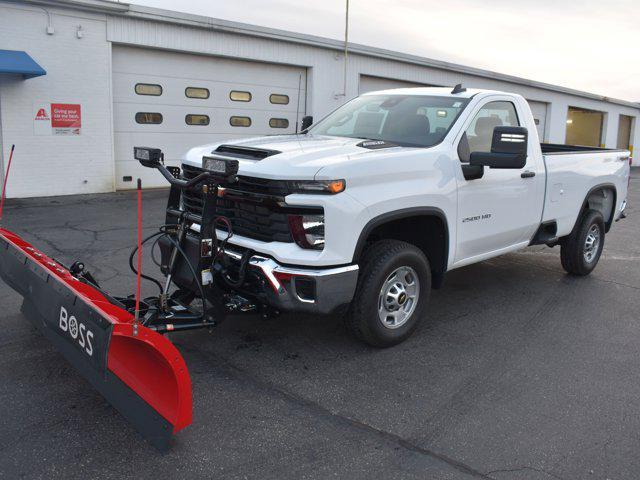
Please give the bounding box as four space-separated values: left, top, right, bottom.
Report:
0 229 192 451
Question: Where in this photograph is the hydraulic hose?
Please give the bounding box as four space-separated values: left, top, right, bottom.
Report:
129 231 165 294
162 233 207 309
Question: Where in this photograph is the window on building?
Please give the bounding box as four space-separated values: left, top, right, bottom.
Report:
185 87 210 99
135 112 163 124
617 114 634 150
269 118 289 129
269 94 289 105
230 116 251 127
135 83 162 96
185 114 210 126
566 107 605 147
230 91 252 102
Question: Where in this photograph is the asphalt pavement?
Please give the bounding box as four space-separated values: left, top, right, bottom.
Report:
1 172 639 479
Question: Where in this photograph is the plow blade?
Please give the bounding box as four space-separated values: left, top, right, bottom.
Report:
0 228 192 451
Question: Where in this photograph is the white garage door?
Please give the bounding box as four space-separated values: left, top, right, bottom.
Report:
359 75 434 95
113 45 307 189
527 100 548 142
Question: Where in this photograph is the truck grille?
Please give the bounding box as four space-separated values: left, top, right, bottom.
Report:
181 164 318 243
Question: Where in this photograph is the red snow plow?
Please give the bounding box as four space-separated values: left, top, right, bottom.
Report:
0 146 254 450
0 228 192 450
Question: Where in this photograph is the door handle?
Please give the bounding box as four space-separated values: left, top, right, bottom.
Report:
521 171 536 178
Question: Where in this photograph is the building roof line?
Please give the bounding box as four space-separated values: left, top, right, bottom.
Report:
17 0 640 110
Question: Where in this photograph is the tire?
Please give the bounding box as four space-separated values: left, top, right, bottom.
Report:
560 209 605 276
346 239 431 347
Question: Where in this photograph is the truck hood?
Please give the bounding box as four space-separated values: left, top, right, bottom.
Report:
182 134 402 180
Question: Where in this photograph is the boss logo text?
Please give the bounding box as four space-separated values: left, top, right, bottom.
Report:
59 306 94 356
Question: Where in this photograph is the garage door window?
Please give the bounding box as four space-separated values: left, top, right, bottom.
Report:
135 112 163 124
185 87 210 99
269 94 289 105
185 114 210 126
617 115 634 150
135 83 162 96
566 107 604 147
269 118 289 129
230 116 251 127
230 91 252 102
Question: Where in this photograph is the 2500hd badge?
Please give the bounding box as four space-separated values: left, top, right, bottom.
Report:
59 306 94 356
462 213 492 223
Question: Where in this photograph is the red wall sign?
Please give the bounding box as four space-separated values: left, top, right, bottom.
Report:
51 104 81 129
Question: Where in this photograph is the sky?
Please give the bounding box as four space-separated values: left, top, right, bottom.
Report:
131 0 639 102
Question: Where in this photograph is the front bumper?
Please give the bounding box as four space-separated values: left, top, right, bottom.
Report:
224 248 359 315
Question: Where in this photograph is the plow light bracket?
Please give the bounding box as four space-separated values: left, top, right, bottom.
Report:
134 147 163 168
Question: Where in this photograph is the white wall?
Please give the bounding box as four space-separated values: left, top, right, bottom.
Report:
0 2 113 198
108 14 639 152
0 1 637 198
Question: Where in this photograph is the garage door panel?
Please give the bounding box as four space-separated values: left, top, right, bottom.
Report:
114 73 305 113
113 45 307 190
113 46 306 88
115 103 298 136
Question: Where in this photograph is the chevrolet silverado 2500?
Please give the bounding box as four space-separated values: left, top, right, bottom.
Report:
176 87 630 347
0 86 630 447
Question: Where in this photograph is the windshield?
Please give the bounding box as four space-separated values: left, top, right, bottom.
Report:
308 94 469 147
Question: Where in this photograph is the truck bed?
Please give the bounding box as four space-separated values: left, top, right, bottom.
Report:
541 143 628 155
541 145 630 237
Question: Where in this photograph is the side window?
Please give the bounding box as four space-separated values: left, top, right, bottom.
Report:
460 101 519 161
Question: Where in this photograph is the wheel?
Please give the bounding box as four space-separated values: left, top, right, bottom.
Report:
560 209 605 276
346 239 431 347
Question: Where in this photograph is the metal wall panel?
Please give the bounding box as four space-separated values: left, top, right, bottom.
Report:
358 75 434 94
527 100 549 141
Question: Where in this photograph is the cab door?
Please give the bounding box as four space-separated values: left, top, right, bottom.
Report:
453 97 544 265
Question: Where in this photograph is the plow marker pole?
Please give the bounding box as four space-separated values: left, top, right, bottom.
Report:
0 144 15 223
135 179 142 326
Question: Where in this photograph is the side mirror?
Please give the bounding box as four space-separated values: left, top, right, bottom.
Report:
470 126 528 169
300 115 313 132
134 147 163 168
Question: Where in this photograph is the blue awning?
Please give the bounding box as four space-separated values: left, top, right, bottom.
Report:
0 50 46 79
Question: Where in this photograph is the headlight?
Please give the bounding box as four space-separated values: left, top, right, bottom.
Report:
288 214 325 250
288 179 345 194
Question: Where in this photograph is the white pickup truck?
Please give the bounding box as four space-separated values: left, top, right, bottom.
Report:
181 87 630 347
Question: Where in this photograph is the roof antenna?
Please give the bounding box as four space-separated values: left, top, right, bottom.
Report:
451 83 466 94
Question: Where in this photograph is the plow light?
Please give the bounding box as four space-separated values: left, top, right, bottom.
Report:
134 147 163 168
202 155 240 178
